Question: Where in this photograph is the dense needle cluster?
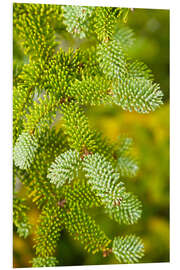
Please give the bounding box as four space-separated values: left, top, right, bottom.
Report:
13 3 163 267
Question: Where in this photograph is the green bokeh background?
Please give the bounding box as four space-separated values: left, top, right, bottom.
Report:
13 7 169 267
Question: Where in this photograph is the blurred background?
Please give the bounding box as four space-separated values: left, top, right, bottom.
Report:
13 7 169 267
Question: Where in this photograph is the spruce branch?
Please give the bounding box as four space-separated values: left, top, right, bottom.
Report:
67 75 113 105
23 93 59 137
112 78 163 113
13 132 38 170
61 102 97 152
23 128 68 208
63 205 111 254
117 136 134 155
114 136 139 177
62 5 94 38
63 179 102 209
13 197 31 238
116 156 139 178
113 24 135 49
13 3 165 265
13 59 53 144
126 59 154 81
42 48 84 97
32 257 59 267
13 3 61 60
83 153 142 224
112 235 144 263
97 40 127 79
47 149 82 188
34 202 64 258
93 7 119 42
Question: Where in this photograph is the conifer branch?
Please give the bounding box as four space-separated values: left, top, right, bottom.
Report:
67 76 113 105
112 78 163 113
47 149 82 188
112 235 144 263
63 205 111 254
32 257 59 267
126 59 154 81
61 102 97 153
113 24 135 49
13 132 38 170
26 128 68 208
34 202 64 258
97 40 127 79
13 3 61 60
62 5 94 39
115 136 139 177
116 156 139 178
13 3 165 265
93 7 119 42
83 153 142 224
63 179 103 209
23 93 59 137
13 197 31 238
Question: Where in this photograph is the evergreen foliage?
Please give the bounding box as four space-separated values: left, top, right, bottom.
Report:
112 235 144 263
83 153 142 225
13 197 31 238
13 132 38 170
62 5 94 38
13 3 164 267
32 257 58 267
47 149 82 188
113 136 138 177
112 78 163 113
34 202 63 258
67 76 113 105
116 156 139 178
62 178 102 209
63 205 111 254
